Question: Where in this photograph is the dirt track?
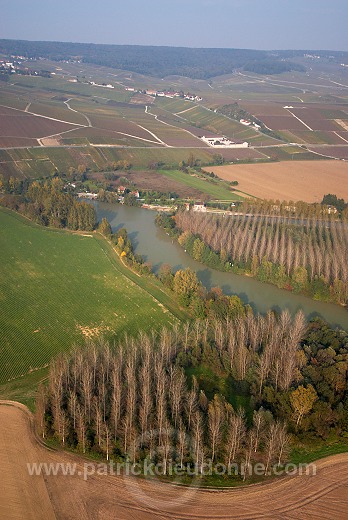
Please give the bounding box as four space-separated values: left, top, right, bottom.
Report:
1 402 348 519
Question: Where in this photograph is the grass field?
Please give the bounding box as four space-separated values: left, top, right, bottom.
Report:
159 170 244 200
0 208 185 387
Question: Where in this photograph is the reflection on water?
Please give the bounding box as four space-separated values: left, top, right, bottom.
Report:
94 202 348 330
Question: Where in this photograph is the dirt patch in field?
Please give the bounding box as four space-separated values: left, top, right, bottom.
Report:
1 402 348 519
210 160 348 202
130 93 154 105
76 324 113 338
40 137 62 146
336 120 348 131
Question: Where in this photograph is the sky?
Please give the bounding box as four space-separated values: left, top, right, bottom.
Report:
1 0 347 51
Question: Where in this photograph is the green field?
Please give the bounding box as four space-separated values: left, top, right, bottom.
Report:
0 208 184 388
159 169 243 200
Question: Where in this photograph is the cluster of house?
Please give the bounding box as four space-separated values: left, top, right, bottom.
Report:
117 186 140 198
125 86 202 101
240 119 261 129
200 136 249 148
77 187 140 202
185 201 237 213
0 60 16 70
88 81 114 89
304 54 321 60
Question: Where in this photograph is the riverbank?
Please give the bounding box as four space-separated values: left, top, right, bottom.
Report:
94 201 348 330
0 206 185 396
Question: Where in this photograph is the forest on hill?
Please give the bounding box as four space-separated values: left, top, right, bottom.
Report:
0 39 308 78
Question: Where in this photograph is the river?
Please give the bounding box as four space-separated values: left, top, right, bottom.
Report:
94 202 348 330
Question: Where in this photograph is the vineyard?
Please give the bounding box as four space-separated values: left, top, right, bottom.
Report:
0 208 178 384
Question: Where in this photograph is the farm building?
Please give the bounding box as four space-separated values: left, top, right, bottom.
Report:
193 203 207 213
201 136 249 148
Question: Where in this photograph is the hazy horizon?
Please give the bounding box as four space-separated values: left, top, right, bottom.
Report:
1 36 347 54
1 0 347 52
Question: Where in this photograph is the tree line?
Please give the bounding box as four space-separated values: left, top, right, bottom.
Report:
173 210 348 305
36 312 302 478
0 177 96 231
36 313 348 479
0 39 307 79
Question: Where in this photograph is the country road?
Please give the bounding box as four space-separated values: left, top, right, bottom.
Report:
1 401 348 519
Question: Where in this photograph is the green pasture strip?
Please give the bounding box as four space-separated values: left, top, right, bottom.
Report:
291 440 348 464
0 368 48 411
158 170 243 200
93 234 188 322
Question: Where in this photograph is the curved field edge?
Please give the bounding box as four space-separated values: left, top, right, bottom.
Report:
1 401 348 517
0 207 186 391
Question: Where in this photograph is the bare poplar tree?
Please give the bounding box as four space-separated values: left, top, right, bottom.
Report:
208 395 225 462
76 404 87 453
225 406 246 465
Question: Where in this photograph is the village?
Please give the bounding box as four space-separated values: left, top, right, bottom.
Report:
125 86 202 101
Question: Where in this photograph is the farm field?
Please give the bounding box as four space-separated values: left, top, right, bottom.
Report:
0 146 218 180
2 403 348 520
0 208 182 385
159 169 243 200
241 100 348 147
1 56 348 193
308 145 348 160
91 170 205 199
210 160 348 202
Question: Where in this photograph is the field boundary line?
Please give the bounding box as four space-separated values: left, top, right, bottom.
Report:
285 108 313 131
0 103 87 127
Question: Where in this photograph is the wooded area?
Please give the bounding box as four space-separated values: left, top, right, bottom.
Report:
0 177 96 230
174 209 348 305
0 39 310 78
37 314 348 479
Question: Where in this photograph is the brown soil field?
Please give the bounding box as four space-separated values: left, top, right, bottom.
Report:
0 136 39 148
242 102 348 136
259 115 309 131
0 112 75 138
289 109 339 132
86 114 159 141
241 102 289 117
1 402 348 519
336 131 348 142
218 148 266 161
308 146 348 160
210 160 348 202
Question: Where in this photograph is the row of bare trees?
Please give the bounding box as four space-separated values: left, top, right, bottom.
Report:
237 199 348 220
36 312 304 473
176 210 348 284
